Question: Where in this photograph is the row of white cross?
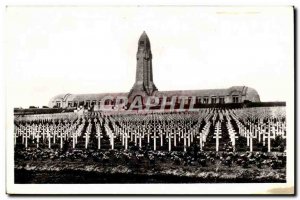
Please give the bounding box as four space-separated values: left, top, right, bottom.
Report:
15 119 85 149
104 117 199 151
14 108 286 152
229 110 286 152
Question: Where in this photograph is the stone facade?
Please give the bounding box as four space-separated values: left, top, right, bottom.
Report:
49 32 260 108
128 31 157 100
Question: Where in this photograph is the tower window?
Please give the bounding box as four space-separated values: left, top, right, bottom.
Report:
139 41 144 45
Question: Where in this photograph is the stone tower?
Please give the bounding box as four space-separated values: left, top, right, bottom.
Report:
129 31 158 98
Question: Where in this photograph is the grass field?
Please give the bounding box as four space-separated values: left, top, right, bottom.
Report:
15 147 286 183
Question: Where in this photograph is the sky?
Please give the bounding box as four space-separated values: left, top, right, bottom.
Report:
5 6 294 108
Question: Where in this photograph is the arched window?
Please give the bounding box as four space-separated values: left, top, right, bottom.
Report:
203 96 209 104
86 100 91 107
56 101 61 108
211 96 217 104
219 96 225 104
67 101 73 107
197 97 202 104
233 96 239 103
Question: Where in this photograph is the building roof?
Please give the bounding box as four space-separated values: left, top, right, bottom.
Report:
49 93 71 103
66 92 128 102
156 89 229 97
138 31 151 48
139 31 150 42
49 86 260 106
156 86 255 97
48 92 128 106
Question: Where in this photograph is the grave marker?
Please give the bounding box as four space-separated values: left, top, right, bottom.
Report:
166 133 174 152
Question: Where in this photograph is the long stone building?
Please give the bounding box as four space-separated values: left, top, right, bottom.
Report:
49 31 260 109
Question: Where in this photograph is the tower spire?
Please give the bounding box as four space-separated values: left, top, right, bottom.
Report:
129 31 157 97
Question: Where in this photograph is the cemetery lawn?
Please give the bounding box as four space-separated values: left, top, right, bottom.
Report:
14 148 286 183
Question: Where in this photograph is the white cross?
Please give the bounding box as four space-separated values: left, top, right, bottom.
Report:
166 133 174 152
124 132 130 150
249 132 256 152
28 127 34 142
246 131 250 146
83 132 90 149
121 132 125 146
177 132 181 143
190 130 194 143
137 133 144 149
24 132 30 149
53 130 57 144
72 132 77 149
159 132 164 147
14 130 17 146
181 133 189 152
230 133 239 152
41 128 48 141
252 125 258 138
35 133 42 148
96 132 103 149
130 130 133 142
21 130 25 144
35 129 41 139
173 131 177 147
41 125 46 135
213 124 222 152
146 132 151 143
133 131 138 146
258 127 262 143
262 131 267 146
267 131 272 152
25 126 30 139
110 131 117 150
187 132 191 147
196 132 203 151
58 132 64 149
151 132 159 151
47 133 53 149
